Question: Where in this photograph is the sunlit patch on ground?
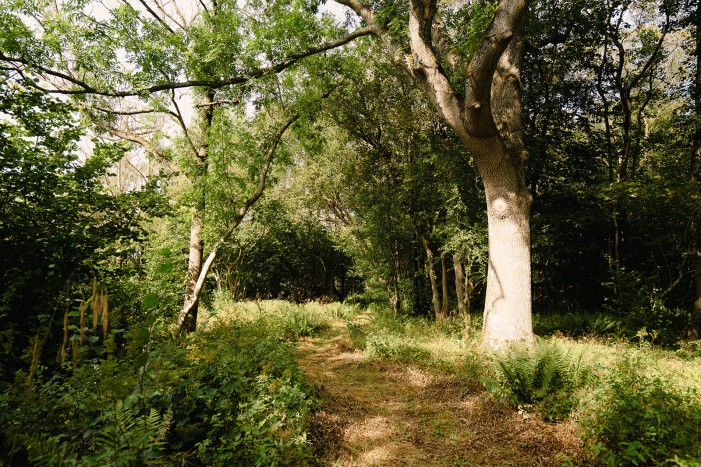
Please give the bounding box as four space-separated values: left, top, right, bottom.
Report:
298 315 584 466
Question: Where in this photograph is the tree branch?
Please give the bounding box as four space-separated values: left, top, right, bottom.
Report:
0 25 375 97
464 0 531 138
91 119 170 163
136 0 176 34
170 89 199 158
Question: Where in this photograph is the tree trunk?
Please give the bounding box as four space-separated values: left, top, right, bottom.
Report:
692 1 701 335
453 253 470 338
474 140 533 348
181 90 215 333
177 113 299 333
422 237 443 320
182 208 204 332
391 241 402 316
440 252 449 319
337 0 534 348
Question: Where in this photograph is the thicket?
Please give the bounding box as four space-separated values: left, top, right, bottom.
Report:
0 300 328 465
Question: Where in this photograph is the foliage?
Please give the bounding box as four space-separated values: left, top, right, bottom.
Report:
0 302 319 465
495 340 597 422
580 355 701 465
215 198 354 302
0 79 166 379
365 331 432 364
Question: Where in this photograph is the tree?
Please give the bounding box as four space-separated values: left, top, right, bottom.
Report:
333 0 534 348
0 0 371 332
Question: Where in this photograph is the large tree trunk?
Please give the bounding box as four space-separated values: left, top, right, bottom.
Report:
692 1 701 335
472 21 534 349
338 0 534 348
480 163 533 348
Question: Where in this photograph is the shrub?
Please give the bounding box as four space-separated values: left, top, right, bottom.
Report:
676 340 701 360
346 321 368 350
282 305 330 340
580 356 701 465
1 311 319 466
625 297 693 347
495 339 596 422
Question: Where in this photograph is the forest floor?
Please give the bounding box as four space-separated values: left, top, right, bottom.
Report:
296 314 585 466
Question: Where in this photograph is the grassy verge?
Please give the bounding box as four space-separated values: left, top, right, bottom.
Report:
326 302 701 465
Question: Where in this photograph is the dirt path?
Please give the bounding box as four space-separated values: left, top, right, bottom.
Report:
296 318 584 466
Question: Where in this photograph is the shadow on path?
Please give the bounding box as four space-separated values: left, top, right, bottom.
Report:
296 319 584 466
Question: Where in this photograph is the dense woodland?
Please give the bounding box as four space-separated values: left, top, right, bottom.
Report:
1 0 701 464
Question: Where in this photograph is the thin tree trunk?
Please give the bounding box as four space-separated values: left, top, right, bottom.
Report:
453 253 470 338
440 252 449 319
177 113 299 333
390 240 402 316
182 209 204 332
422 237 443 320
181 89 215 333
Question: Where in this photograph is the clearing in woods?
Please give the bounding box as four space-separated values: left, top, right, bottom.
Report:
296 316 584 466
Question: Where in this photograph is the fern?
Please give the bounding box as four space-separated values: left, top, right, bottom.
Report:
87 400 166 465
27 434 79 466
495 340 596 421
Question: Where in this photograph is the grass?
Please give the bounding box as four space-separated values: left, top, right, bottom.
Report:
199 298 701 464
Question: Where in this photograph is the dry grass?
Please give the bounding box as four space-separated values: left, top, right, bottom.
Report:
298 316 585 466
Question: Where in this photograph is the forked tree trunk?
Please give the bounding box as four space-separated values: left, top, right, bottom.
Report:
337 0 534 348
177 113 299 333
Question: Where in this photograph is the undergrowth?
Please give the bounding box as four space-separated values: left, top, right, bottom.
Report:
493 339 597 422
0 299 328 466
5 299 701 465
580 354 701 465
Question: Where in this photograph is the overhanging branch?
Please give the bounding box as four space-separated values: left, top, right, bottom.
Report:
0 25 375 97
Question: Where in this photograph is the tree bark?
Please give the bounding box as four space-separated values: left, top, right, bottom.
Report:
478 155 533 348
453 254 470 338
692 0 701 335
182 207 205 332
422 237 443 320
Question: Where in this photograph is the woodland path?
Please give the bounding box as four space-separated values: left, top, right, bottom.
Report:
296 316 584 466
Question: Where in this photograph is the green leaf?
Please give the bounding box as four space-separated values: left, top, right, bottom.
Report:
143 292 160 309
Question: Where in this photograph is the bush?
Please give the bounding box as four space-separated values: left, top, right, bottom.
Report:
346 321 368 350
625 297 693 347
494 339 596 422
0 313 319 466
676 340 701 360
580 356 701 465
